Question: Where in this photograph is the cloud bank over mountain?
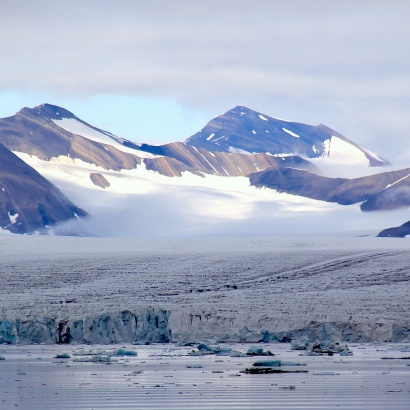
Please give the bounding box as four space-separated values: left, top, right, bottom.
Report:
1 1 410 161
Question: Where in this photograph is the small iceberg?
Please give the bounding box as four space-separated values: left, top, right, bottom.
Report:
246 346 274 356
115 348 137 356
73 355 112 363
55 353 71 359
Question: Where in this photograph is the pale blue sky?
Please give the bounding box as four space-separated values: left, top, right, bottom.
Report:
0 90 211 144
1 1 410 161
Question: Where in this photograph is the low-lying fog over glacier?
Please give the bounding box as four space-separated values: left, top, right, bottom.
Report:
0 234 409 345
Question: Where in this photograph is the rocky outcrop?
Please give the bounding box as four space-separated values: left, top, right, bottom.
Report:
0 308 171 344
361 178 410 211
144 142 317 177
378 220 410 238
0 143 88 233
249 166 410 209
90 173 110 189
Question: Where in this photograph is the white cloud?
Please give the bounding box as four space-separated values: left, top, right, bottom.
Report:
1 1 410 161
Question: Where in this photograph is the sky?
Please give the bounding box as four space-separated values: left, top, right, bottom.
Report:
1 0 410 163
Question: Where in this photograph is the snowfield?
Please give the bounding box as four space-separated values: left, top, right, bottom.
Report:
12 152 409 238
310 136 377 178
51 117 158 159
0 235 409 345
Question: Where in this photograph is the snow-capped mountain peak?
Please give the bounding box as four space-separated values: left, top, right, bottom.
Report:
186 106 389 169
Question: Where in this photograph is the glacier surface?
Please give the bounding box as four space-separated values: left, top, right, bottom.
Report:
0 235 409 345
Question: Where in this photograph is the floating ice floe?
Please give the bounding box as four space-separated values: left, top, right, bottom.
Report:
188 343 245 357
246 346 274 356
55 353 71 359
115 348 137 356
73 355 112 363
291 336 353 356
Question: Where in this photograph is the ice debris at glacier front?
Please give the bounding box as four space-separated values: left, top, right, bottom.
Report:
246 346 274 356
73 355 112 363
188 344 244 357
291 336 353 356
187 343 274 357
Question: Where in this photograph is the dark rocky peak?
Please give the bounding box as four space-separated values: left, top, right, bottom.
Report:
17 103 77 123
186 106 337 156
17 104 119 142
186 106 389 167
0 104 141 170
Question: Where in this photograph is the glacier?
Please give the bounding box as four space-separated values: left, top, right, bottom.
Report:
0 234 409 345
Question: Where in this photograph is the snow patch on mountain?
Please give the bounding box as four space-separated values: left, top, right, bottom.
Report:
384 173 410 190
361 147 386 164
310 136 375 178
7 212 18 224
52 118 157 159
326 136 368 164
228 147 254 155
282 128 300 138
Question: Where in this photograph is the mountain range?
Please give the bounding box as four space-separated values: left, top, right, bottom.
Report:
0 103 408 236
